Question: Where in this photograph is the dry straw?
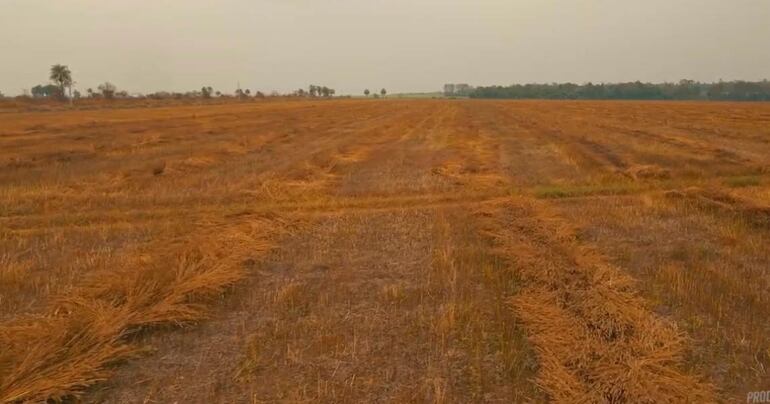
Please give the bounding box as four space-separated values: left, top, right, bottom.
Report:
476 198 716 403
0 215 292 402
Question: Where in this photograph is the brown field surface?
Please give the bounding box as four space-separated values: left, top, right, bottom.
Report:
1 99 770 403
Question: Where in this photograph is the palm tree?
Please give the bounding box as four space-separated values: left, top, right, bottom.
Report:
380 88 387 97
49 64 72 100
364 89 370 97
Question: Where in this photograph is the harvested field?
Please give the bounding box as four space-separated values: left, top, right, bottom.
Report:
1 99 770 402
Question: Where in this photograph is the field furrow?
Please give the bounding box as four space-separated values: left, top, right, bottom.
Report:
1 99 769 402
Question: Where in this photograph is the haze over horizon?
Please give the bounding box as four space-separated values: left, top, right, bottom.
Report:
1 0 769 96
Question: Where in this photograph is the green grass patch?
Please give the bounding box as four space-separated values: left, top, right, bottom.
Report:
388 92 445 99
724 175 761 188
533 182 641 199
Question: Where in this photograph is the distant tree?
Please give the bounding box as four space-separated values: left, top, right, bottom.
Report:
245 89 251 96
329 88 335 97
320 86 329 97
380 88 387 97
201 86 213 99
309 85 318 97
49 64 72 100
87 88 94 98
255 91 265 98
215 91 221 97
297 88 306 97
31 85 45 98
454 84 473 96
672 79 697 99
364 89 370 97
443 84 455 96
31 84 60 98
98 82 117 99
73 90 81 99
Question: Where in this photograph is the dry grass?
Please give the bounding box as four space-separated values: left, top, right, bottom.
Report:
1 99 769 402
476 199 715 402
0 215 287 402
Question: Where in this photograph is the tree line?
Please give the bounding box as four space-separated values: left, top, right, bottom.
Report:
21 65 135 100
362 88 387 98
294 85 336 97
468 80 770 101
10 64 348 101
443 83 474 97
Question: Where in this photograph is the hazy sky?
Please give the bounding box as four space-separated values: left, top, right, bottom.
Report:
1 0 769 95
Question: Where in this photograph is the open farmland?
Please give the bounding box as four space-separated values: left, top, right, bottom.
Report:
1 99 770 402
